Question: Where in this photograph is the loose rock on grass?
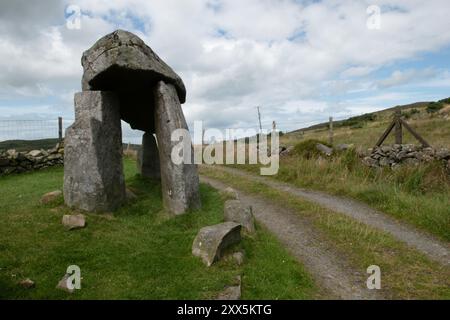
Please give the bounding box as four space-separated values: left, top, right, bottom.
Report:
224 200 255 234
19 278 35 289
40 190 62 204
62 214 86 230
216 276 241 300
192 222 241 267
56 274 74 293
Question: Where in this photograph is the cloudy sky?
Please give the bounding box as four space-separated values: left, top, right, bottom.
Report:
1 0 450 142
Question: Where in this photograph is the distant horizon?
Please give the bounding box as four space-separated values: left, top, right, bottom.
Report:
1 1 450 138
0 95 447 145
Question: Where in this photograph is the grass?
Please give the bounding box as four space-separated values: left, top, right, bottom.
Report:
229 156 450 241
225 107 450 242
283 102 450 149
0 158 317 299
200 166 450 299
245 149 450 242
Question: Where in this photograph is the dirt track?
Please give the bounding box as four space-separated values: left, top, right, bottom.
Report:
201 175 385 300
207 166 450 266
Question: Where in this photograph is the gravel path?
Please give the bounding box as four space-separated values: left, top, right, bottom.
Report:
201 176 385 300
207 166 450 266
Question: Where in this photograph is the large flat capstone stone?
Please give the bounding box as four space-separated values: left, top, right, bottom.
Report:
192 222 241 267
81 30 186 132
64 91 126 212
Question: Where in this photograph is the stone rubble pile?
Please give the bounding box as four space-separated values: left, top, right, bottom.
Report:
192 186 255 300
0 142 64 175
363 144 450 168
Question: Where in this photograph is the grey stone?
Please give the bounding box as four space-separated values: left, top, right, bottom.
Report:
224 200 255 234
423 147 435 156
81 30 186 132
372 153 381 160
363 157 379 167
47 153 62 161
406 152 418 158
216 276 241 300
396 150 408 160
19 278 35 289
316 143 333 156
154 81 201 215
192 222 241 267
280 145 294 156
137 132 160 179
403 158 420 166
62 214 86 230
64 91 126 212
223 187 239 200
381 146 392 153
40 190 62 204
216 285 241 300
34 156 45 164
232 251 245 266
379 157 392 167
56 274 74 293
6 149 17 158
0 158 9 167
436 148 450 160
336 143 353 151
2 167 16 174
28 150 42 157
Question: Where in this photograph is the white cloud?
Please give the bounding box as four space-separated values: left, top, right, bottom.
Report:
377 69 438 89
1 0 450 133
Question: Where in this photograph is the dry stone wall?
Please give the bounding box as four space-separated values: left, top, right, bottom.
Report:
0 142 64 176
363 144 450 169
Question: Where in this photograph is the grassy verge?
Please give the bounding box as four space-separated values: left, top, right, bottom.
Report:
227 148 450 242
200 165 450 299
0 158 317 299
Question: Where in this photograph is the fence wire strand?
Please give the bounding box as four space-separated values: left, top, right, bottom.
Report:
0 119 73 142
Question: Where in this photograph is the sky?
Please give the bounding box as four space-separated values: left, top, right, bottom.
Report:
0 0 450 143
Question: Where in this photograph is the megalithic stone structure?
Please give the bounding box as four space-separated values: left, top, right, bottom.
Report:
64 91 126 212
137 132 161 179
64 29 201 215
155 81 201 214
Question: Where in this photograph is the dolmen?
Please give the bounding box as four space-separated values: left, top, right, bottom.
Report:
64 30 200 215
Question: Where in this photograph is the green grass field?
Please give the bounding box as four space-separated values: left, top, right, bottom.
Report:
0 158 317 299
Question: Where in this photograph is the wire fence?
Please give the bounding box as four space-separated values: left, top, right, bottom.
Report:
0 113 360 147
0 118 145 145
0 119 73 142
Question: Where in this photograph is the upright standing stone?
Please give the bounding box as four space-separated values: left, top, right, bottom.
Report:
154 81 201 215
64 91 126 212
137 132 161 179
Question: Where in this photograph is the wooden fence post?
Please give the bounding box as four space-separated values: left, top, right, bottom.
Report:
328 116 334 146
58 117 63 141
394 110 402 144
